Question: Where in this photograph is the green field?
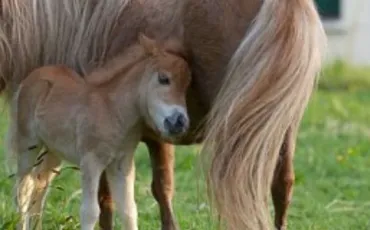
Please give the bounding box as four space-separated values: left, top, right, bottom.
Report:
1 62 370 229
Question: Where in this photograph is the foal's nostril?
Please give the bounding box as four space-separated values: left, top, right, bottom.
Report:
175 114 186 128
164 117 172 128
163 112 188 135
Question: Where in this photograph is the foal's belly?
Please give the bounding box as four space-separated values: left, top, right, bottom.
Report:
37 128 82 165
35 106 84 165
50 147 80 165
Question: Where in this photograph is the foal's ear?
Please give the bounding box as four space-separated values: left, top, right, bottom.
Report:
139 33 159 55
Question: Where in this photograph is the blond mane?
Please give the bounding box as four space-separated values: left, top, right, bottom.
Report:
0 0 187 100
0 0 136 98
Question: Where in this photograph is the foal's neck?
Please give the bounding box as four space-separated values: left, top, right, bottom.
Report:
85 44 148 129
86 44 149 103
86 44 147 87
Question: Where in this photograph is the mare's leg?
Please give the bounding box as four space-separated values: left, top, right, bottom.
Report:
27 152 62 230
272 128 295 230
144 139 177 230
98 171 114 230
80 155 106 230
106 152 137 230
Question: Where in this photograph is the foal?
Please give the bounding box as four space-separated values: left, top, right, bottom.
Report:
7 34 191 230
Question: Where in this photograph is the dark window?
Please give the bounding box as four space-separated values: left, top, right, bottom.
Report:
315 0 341 19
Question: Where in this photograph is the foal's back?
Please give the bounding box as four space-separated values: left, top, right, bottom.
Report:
20 65 84 93
16 65 85 121
15 66 87 157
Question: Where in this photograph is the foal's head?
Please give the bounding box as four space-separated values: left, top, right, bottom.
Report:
138 34 191 138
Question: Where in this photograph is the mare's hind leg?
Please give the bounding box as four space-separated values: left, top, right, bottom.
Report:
144 139 177 230
105 152 137 230
98 171 114 230
272 128 295 230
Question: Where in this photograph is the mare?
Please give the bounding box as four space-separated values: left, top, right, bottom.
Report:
0 0 326 230
7 33 191 230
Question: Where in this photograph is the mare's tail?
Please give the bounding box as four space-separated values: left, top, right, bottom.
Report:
202 0 326 229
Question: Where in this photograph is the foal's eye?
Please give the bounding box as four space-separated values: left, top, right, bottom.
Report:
158 73 170 85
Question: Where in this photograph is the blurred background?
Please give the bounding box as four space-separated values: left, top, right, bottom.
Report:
1 1 370 229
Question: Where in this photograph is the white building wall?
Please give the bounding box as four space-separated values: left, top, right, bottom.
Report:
324 0 370 66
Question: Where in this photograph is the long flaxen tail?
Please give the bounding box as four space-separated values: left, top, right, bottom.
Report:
202 0 326 229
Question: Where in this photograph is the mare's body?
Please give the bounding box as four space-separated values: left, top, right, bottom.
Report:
0 0 326 230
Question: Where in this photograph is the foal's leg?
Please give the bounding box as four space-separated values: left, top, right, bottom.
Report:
15 145 54 230
80 156 106 230
106 153 137 230
27 152 62 230
16 146 39 230
144 139 177 230
98 171 114 230
272 128 295 230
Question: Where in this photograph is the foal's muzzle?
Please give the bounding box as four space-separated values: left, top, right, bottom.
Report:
163 111 189 136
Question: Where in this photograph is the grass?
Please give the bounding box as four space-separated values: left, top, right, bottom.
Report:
1 62 370 229
318 60 370 91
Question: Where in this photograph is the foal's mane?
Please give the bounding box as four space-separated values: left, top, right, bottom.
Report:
85 31 189 87
85 38 187 88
